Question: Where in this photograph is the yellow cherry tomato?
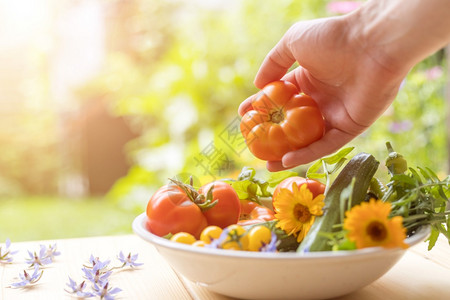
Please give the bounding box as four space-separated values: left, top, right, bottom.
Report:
247 225 272 251
192 240 207 247
200 226 223 244
222 224 249 250
170 232 196 245
221 241 242 250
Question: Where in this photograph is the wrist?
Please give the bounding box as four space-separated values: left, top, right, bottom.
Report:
345 0 450 77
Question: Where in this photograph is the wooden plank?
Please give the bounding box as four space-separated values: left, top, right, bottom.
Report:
176 273 235 300
335 241 450 300
410 234 450 269
1 235 192 300
2 234 449 300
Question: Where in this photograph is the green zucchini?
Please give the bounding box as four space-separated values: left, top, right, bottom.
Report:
297 152 380 252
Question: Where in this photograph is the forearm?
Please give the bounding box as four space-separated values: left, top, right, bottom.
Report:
346 0 450 76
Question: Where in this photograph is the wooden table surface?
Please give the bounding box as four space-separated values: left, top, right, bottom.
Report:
1 234 449 300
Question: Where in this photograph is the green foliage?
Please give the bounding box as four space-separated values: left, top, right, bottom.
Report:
224 166 295 203
103 0 326 203
0 197 136 242
352 59 448 180
0 111 61 195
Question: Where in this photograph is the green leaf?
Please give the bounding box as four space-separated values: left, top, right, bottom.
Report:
237 166 256 181
336 238 357 251
437 223 450 240
426 226 440 251
328 158 348 174
425 167 441 182
307 173 327 180
306 147 354 178
267 170 298 187
447 216 450 243
229 180 252 200
258 181 271 197
408 168 423 185
417 166 433 183
391 174 417 186
339 178 355 223
306 159 322 176
322 147 354 164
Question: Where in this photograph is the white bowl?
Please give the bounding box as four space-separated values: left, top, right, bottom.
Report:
132 213 429 300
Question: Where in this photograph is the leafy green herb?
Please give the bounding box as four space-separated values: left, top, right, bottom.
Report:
387 167 449 249
266 170 298 188
307 142 449 252
306 146 354 194
369 143 449 250
223 167 296 204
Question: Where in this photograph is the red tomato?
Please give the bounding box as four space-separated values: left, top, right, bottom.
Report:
240 80 325 161
146 184 208 238
199 181 241 228
273 176 326 205
238 199 275 226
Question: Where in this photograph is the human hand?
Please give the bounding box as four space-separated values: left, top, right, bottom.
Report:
239 16 406 171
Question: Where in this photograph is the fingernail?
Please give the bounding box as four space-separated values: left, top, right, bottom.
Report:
281 155 292 169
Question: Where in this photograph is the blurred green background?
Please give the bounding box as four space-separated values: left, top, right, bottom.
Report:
0 0 448 242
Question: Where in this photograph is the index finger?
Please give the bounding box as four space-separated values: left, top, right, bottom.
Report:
238 94 255 116
254 32 297 89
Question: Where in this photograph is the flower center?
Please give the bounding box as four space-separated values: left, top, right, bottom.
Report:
366 221 388 242
293 204 311 223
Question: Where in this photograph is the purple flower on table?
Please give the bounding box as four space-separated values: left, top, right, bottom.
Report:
65 277 95 298
0 238 19 263
327 1 362 14
41 243 60 262
93 281 122 300
86 254 111 271
10 265 43 287
117 251 143 268
25 247 53 268
82 264 112 286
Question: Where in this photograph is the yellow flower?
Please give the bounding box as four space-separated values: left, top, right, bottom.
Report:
344 199 408 249
274 183 325 243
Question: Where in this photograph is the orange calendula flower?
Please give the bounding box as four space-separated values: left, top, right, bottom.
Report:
274 183 325 243
344 199 408 249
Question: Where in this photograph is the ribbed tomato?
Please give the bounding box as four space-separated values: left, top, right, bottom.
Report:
240 80 325 161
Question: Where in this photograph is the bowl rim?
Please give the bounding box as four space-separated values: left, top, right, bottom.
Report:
132 213 430 260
